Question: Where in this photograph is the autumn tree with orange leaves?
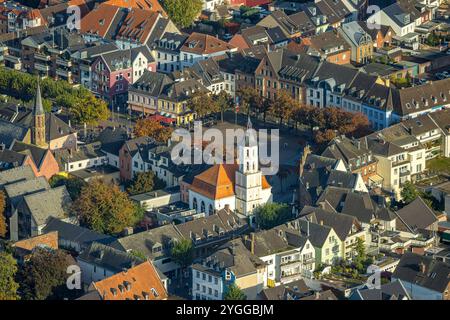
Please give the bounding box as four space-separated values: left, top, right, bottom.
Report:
134 118 174 143
0 191 6 238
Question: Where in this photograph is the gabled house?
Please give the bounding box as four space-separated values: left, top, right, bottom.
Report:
360 124 427 198
285 218 343 266
91 46 156 102
299 206 366 260
395 197 439 234
12 231 58 263
11 141 60 180
350 280 411 300
392 252 450 300
180 32 237 70
244 227 315 287
77 242 144 288
315 186 397 231
191 239 265 300
151 32 188 73
80 3 177 47
115 223 183 274
43 217 117 253
322 135 379 184
338 21 374 64
297 31 351 65
90 261 168 300
11 185 74 240
95 126 128 169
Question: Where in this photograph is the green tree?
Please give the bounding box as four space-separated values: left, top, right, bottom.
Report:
224 283 246 300
162 0 203 28
72 179 143 235
214 91 233 122
237 87 260 116
400 181 419 204
268 90 296 126
0 191 6 238
187 92 219 119
0 252 19 300
134 118 174 143
69 94 109 126
170 239 194 268
127 171 166 196
49 175 85 201
255 203 292 230
18 248 72 300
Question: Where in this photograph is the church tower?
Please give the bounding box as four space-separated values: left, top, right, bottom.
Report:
32 79 46 147
235 117 263 217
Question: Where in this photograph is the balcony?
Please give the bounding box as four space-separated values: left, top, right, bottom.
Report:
35 62 50 72
56 58 72 67
56 68 72 78
34 52 51 62
399 170 411 177
392 159 409 167
4 54 21 63
280 259 302 268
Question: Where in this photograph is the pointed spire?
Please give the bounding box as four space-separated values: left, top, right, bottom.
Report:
33 77 44 116
246 115 252 130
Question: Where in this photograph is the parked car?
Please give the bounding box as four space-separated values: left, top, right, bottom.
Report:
223 33 233 41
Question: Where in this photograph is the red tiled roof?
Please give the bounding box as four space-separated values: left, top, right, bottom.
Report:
13 231 58 252
104 0 166 16
116 8 159 44
80 3 120 37
190 163 271 200
181 32 237 55
93 261 168 300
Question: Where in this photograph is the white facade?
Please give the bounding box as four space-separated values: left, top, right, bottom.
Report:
189 191 235 216
64 155 108 172
259 239 315 287
192 268 224 300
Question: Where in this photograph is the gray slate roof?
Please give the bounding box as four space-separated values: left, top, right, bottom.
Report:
393 252 450 293
23 186 72 226
78 242 143 273
395 197 438 233
0 165 36 187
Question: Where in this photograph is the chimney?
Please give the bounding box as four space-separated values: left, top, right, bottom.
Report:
320 220 323 226
419 262 426 274
224 204 230 212
250 232 255 255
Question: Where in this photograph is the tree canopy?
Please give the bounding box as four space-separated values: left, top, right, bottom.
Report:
162 0 203 28
187 92 220 119
0 67 107 123
49 175 85 201
255 203 292 230
224 283 246 300
0 252 19 300
72 179 143 235
400 181 419 204
134 118 174 143
127 171 166 196
0 191 6 238
18 248 72 300
69 94 109 126
170 239 194 268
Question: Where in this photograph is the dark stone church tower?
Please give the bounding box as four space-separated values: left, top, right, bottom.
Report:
32 80 46 147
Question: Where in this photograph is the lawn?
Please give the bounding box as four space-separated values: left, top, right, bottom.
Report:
427 157 450 175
